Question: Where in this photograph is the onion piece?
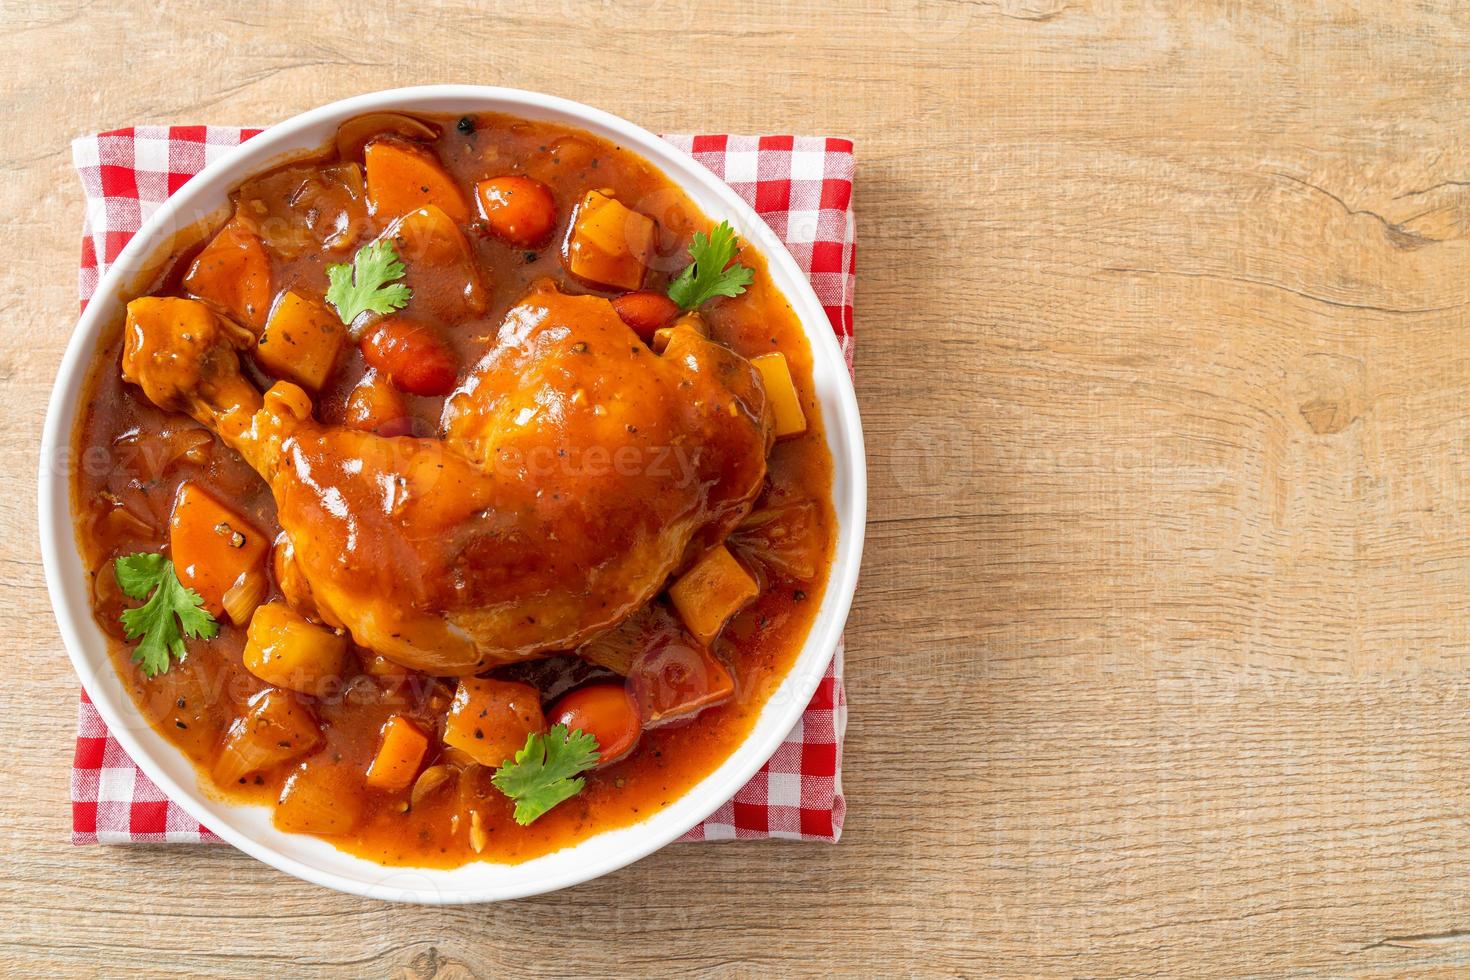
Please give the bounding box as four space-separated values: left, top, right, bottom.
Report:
167 428 215 471
410 764 455 808
213 690 319 786
222 568 268 626
456 762 497 851
335 113 440 161
94 505 154 543
729 501 822 581
469 810 488 854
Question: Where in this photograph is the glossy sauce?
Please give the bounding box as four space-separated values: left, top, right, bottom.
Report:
71 112 835 866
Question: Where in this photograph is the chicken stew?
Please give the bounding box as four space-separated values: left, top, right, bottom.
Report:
72 111 834 866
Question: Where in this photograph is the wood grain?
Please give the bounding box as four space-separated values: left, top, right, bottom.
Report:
6 0 1470 975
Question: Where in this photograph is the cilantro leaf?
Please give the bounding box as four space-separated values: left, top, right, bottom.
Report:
325 239 412 333
666 220 755 312
490 724 601 825
113 552 218 678
114 552 168 600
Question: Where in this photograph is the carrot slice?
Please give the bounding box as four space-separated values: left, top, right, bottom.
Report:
182 216 272 330
359 317 458 396
343 369 411 435
475 175 557 247
365 139 469 224
611 290 679 339
548 684 641 764
383 205 487 320
168 482 269 616
365 715 430 792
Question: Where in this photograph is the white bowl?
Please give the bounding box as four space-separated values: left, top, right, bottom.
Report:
37 86 866 903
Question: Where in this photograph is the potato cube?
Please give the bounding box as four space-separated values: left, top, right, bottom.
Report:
443 678 545 767
750 352 807 438
243 602 348 697
667 544 759 646
275 761 364 836
213 688 320 786
384 205 486 319
564 190 655 290
256 291 344 391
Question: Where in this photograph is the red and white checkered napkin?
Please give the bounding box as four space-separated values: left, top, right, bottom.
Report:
70 127 856 845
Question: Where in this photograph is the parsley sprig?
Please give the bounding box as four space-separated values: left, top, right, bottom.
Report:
666 220 754 312
491 724 600 825
325 239 412 334
114 553 218 678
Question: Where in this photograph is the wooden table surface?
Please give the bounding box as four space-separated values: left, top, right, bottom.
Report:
7 1 1470 975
